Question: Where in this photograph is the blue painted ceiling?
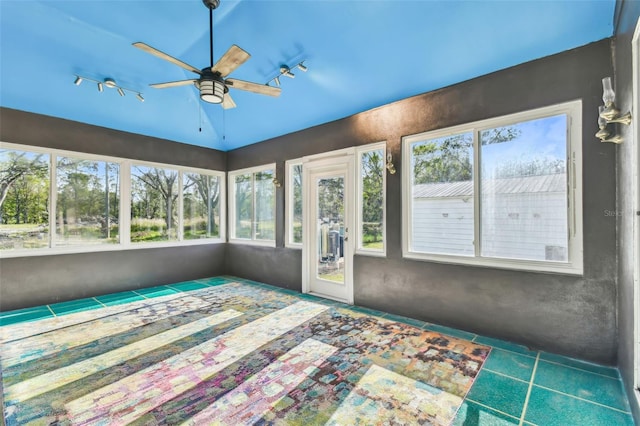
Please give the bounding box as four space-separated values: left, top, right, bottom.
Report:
0 0 615 151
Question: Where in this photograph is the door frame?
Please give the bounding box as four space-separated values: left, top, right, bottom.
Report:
633 16 640 390
301 147 356 304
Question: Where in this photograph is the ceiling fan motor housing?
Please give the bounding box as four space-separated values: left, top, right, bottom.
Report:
202 0 220 10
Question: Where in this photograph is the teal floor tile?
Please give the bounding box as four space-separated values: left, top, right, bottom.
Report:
95 291 145 306
49 298 103 315
348 305 387 317
166 281 210 292
195 277 233 286
384 313 430 329
538 352 619 379
483 348 536 382
473 336 537 357
452 400 520 425
533 360 630 411
298 293 335 305
525 385 634 426
135 286 179 298
425 323 476 341
465 370 529 418
0 306 54 325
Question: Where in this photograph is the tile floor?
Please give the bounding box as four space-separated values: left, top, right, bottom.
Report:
0 276 635 425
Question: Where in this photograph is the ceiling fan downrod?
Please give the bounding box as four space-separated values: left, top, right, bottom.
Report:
203 0 219 67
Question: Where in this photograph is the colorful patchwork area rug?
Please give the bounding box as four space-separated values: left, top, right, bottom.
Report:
1 279 490 425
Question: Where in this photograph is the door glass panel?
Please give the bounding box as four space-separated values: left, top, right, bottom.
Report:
316 176 345 283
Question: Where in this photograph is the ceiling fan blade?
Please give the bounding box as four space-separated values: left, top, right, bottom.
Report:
150 79 198 89
211 45 250 77
222 92 237 109
226 78 281 97
133 42 201 75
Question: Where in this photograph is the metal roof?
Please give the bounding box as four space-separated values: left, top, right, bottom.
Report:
413 174 566 198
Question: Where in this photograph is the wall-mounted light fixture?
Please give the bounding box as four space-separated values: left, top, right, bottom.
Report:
267 61 308 87
386 153 396 174
272 177 282 188
596 76 631 143
73 75 144 102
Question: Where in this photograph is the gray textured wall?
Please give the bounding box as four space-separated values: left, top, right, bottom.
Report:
0 245 226 309
614 0 640 422
0 108 227 311
227 40 619 364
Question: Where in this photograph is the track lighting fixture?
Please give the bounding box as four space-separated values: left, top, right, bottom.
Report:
73 75 145 102
596 76 631 144
267 61 308 87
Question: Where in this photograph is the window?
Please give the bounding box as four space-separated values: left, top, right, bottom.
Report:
131 165 179 243
285 159 303 247
229 164 276 245
0 148 50 250
409 132 474 256
56 157 119 246
0 142 225 256
357 143 386 254
403 101 582 274
183 172 221 240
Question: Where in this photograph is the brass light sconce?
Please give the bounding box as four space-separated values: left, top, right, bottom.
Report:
596 77 631 144
386 153 396 174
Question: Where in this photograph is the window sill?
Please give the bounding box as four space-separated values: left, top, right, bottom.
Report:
402 251 583 276
228 238 276 248
355 249 386 258
0 238 225 259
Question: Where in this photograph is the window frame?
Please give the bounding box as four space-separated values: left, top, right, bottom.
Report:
402 100 583 275
285 158 304 249
0 142 226 258
356 142 387 257
228 163 277 247
54 155 122 248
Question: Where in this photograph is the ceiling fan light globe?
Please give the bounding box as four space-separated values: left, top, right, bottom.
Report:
199 79 225 104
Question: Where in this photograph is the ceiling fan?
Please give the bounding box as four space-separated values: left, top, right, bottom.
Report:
133 0 280 109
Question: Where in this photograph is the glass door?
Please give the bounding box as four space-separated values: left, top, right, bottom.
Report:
314 174 346 286
303 151 354 303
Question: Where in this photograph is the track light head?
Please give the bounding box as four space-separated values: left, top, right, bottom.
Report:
297 62 307 72
74 76 83 85
136 93 144 102
97 82 103 92
274 77 280 87
117 88 125 97
280 66 295 79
